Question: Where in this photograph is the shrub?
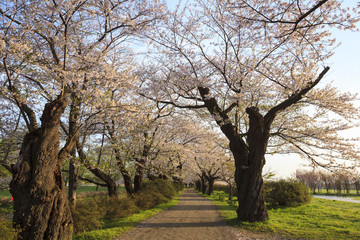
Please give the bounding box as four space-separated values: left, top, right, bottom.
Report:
213 184 237 196
97 196 138 220
134 191 168 210
0 216 19 240
265 179 311 207
173 182 184 192
141 179 177 200
134 179 180 210
71 199 104 233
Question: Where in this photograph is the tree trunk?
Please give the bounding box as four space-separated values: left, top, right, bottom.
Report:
88 167 118 197
235 160 267 222
228 185 233 205
231 139 268 222
123 174 135 196
200 174 207 194
68 157 78 203
134 158 145 193
10 95 73 240
106 180 118 197
195 180 201 191
68 91 80 204
231 107 269 222
207 177 215 195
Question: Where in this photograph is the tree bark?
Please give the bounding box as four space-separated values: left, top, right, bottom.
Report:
206 177 215 195
123 173 135 196
10 94 73 240
200 173 207 194
68 157 78 203
67 88 81 204
134 158 146 193
233 107 269 222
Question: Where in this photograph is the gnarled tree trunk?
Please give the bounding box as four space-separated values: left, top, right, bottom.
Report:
10 94 73 240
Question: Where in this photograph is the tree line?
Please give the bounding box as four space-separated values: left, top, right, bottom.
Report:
296 169 360 194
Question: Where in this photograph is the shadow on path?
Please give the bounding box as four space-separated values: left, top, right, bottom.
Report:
116 189 238 240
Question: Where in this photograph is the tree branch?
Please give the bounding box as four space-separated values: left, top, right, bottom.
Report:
3 58 38 131
139 93 206 109
264 67 330 128
77 175 107 187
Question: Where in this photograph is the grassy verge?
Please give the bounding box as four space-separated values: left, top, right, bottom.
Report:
0 191 10 198
73 191 182 240
203 191 360 240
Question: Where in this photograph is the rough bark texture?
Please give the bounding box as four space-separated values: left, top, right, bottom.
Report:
134 158 146 193
10 95 73 240
233 107 269 222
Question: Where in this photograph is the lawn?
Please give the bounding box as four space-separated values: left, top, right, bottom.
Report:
205 191 360 240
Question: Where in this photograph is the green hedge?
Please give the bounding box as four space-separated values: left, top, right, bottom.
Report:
265 179 311 207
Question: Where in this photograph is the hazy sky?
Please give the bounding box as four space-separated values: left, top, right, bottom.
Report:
164 0 360 178
268 27 360 178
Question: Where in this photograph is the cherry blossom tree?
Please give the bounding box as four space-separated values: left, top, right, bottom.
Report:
0 0 163 238
140 0 360 222
106 99 173 196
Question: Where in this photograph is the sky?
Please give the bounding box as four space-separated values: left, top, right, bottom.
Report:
267 27 360 178
164 0 360 178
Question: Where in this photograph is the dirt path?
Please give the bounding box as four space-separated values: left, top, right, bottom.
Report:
115 189 261 240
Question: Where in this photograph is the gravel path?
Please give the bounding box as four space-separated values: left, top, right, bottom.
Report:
115 189 255 240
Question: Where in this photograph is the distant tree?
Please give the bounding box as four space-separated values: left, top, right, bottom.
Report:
319 171 334 194
296 169 320 193
353 172 360 194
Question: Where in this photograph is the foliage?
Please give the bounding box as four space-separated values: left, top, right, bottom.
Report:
134 179 178 209
172 182 185 192
141 179 177 200
0 216 20 240
213 184 237 196
0 178 10 191
101 196 139 221
265 179 311 207
71 199 104 234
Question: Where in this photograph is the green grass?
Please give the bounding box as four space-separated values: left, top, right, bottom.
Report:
73 191 182 240
204 191 360 240
0 191 10 198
